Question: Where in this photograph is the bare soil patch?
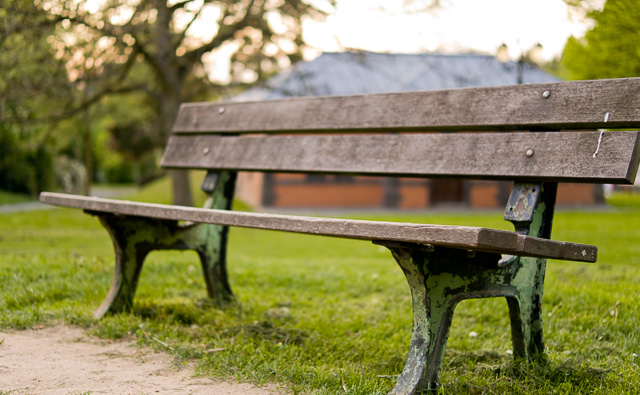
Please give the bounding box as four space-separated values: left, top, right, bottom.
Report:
0 325 284 394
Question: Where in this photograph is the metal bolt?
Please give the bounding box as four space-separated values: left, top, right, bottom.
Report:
203 147 210 155
525 149 534 157
542 90 551 98
218 107 225 114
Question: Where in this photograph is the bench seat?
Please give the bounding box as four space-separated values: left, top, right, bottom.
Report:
40 192 597 262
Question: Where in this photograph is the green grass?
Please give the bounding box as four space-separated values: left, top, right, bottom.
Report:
118 171 251 211
0 190 34 205
606 191 640 208
1 182 639 394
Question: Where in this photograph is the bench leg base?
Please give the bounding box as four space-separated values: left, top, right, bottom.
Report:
506 256 547 359
378 242 547 394
92 213 234 318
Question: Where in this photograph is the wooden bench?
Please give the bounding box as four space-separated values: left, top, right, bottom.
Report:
40 77 640 394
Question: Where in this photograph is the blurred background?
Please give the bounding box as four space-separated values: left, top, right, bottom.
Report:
1 0 637 210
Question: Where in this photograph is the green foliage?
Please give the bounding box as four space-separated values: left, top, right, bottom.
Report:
0 125 55 195
0 1 73 124
0 0 75 194
2 0 333 204
0 190 34 205
562 0 640 79
606 192 640 208
122 171 251 209
123 172 202 205
1 192 640 393
98 155 135 185
96 92 161 162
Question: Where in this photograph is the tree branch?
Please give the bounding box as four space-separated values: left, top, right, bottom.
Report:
182 0 256 64
169 0 198 12
33 84 159 123
0 14 64 47
175 3 205 49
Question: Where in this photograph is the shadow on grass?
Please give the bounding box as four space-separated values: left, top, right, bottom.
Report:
223 320 308 346
442 349 612 394
132 299 308 347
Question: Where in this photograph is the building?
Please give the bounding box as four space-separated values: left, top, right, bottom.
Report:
231 51 602 210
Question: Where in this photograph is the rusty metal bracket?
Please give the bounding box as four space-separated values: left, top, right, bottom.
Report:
200 171 219 194
504 183 541 227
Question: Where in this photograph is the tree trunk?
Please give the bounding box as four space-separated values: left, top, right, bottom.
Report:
82 120 93 196
171 169 193 206
162 95 192 206
153 0 193 207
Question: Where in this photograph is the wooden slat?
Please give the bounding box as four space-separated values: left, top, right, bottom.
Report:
161 131 640 184
173 78 640 134
40 192 597 262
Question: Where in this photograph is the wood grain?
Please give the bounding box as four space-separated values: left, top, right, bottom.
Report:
161 131 640 184
173 78 640 134
40 192 597 262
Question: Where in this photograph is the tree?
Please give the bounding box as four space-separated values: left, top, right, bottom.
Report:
0 0 74 195
562 0 640 80
31 0 332 205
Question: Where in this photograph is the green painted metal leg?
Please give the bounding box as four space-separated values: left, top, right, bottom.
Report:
378 241 561 393
381 181 558 392
93 214 156 318
198 171 236 306
504 182 557 360
92 215 236 318
389 247 458 393
380 243 508 394
506 257 547 359
90 171 238 318
196 223 234 306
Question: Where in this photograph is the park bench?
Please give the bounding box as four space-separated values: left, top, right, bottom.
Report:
40 77 640 394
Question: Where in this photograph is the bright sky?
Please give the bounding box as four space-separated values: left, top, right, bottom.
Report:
303 0 593 61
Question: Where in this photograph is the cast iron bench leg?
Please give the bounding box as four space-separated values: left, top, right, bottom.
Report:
195 222 234 306
503 181 557 361
199 171 236 305
91 216 234 318
378 242 551 394
91 171 237 318
506 255 547 359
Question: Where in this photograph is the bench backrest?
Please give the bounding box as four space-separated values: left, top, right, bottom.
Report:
162 78 640 185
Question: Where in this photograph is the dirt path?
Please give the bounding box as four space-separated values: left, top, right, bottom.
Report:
0 326 284 394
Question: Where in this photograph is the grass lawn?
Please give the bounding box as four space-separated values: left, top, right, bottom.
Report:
0 179 639 394
0 190 35 205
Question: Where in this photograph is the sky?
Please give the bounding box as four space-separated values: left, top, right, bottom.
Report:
302 0 594 61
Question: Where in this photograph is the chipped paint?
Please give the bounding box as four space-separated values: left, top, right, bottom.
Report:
378 181 558 394
91 171 237 318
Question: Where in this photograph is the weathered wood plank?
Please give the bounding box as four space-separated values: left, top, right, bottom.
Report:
173 78 640 134
40 192 597 262
161 131 640 184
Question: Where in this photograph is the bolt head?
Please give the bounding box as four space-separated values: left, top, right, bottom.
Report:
525 149 535 157
542 90 551 98
203 147 210 155
218 107 225 114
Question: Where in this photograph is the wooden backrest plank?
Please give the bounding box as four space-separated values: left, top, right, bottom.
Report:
161 131 640 184
173 78 640 134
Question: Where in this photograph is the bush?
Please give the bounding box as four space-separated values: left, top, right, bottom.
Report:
103 158 134 184
0 125 55 195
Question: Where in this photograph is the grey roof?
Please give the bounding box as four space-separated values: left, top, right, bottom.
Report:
232 51 561 101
